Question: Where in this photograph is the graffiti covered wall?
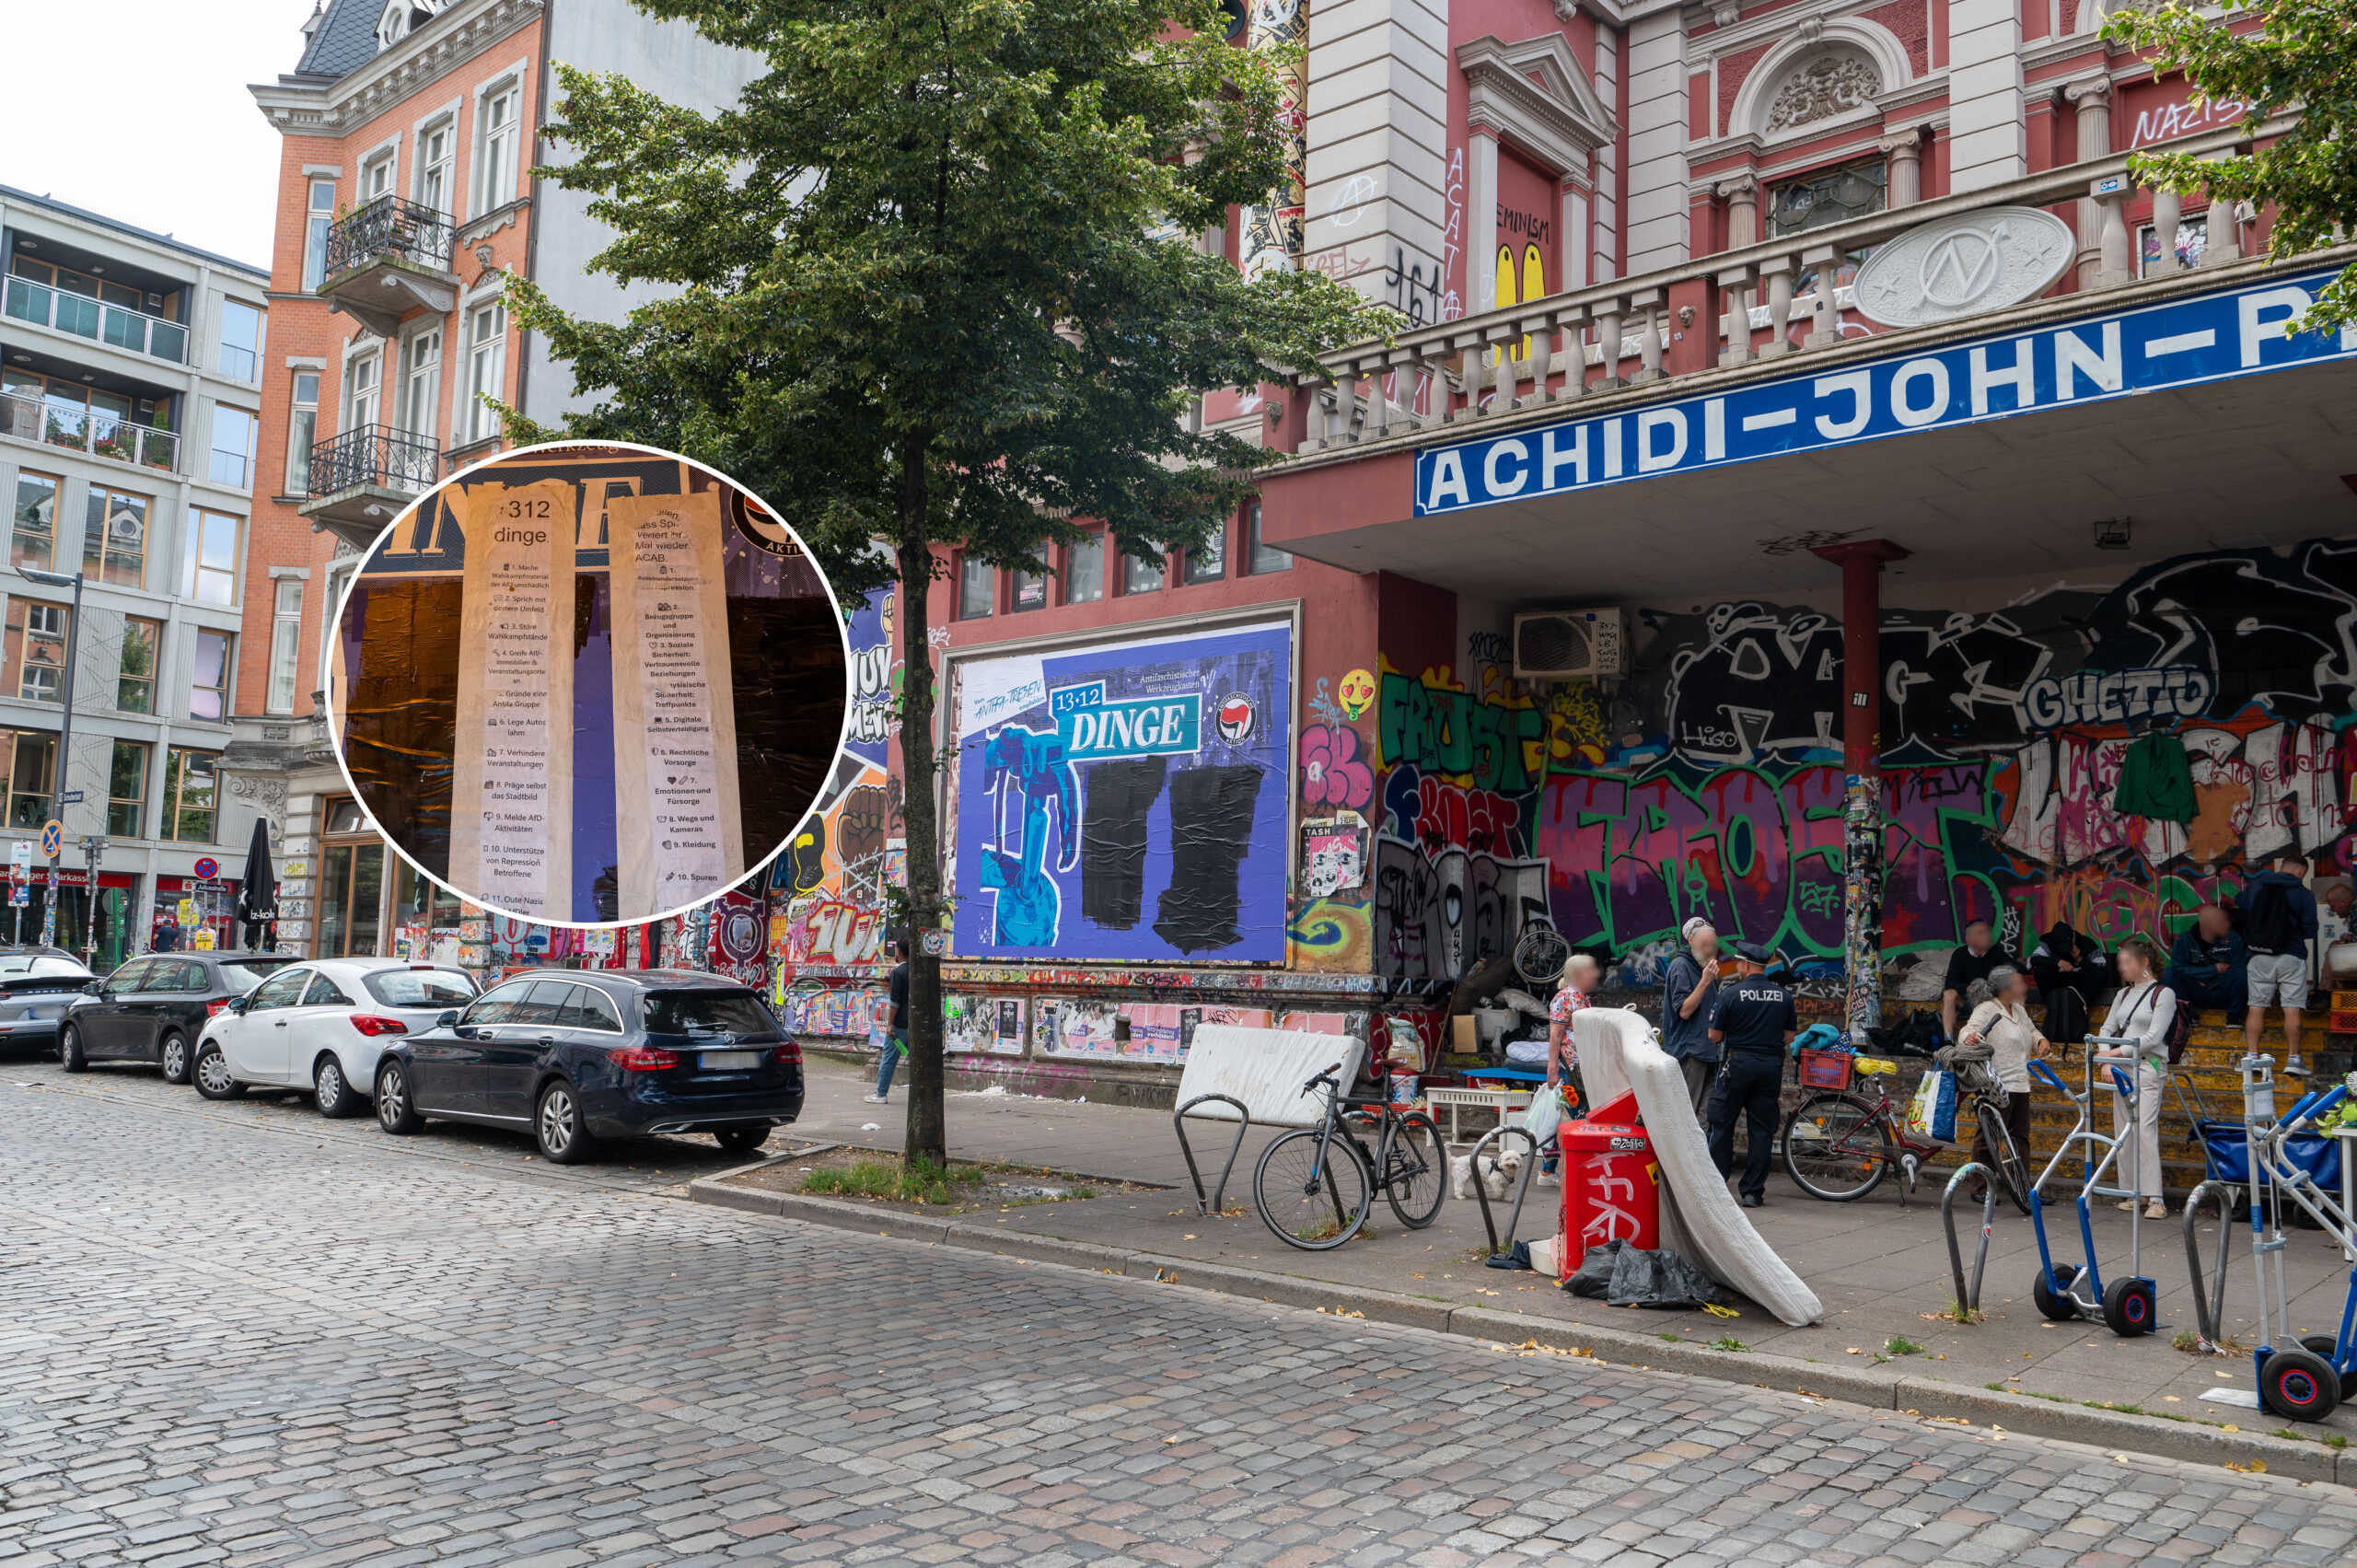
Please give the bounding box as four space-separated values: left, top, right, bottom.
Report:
1359 540 2357 983
778 587 904 970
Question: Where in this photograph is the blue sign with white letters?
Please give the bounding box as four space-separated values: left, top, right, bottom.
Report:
1413 269 2357 517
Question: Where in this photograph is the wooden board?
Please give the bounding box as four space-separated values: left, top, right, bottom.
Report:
605 489 743 915
446 478 576 920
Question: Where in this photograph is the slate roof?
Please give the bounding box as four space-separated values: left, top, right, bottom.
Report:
290 0 395 82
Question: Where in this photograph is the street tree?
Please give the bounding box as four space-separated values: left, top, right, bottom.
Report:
2107 0 2357 332
504 0 1376 1163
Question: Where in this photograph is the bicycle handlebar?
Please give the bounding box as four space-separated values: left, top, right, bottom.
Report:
1301 1062 1344 1093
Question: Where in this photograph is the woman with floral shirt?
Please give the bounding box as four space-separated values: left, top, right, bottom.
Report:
1538 953 1599 1182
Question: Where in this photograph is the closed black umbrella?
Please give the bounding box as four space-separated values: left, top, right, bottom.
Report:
235 817 276 951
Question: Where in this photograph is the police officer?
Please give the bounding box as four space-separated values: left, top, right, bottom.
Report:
1706 940 1798 1209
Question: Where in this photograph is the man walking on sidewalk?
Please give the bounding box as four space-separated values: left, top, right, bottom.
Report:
2239 852 2318 1077
865 937 911 1104
1705 942 1798 1209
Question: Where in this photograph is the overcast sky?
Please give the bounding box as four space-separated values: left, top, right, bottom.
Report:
0 0 305 267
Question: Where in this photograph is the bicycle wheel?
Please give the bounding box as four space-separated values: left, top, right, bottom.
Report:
1514 920 1570 986
1980 1101 2034 1217
1781 1093 1890 1201
1254 1128 1373 1250
1381 1113 1449 1228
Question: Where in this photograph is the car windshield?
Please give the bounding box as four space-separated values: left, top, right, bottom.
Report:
0 953 88 978
216 958 300 995
641 991 776 1040
365 969 476 1007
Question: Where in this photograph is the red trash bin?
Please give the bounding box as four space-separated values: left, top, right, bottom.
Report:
1557 1098 1661 1280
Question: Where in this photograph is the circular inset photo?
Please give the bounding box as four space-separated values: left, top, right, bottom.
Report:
329 441 850 925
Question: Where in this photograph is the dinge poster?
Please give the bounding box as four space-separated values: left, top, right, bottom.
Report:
953 621 1292 962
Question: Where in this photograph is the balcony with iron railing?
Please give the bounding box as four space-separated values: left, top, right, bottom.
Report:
0 387 179 472
298 424 440 547
316 197 460 338
1289 116 2304 454
2 274 188 364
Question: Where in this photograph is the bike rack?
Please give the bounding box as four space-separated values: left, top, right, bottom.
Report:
1172 1092 1251 1216
2181 1179 2239 1354
1941 1162 1996 1320
1467 1122 1544 1261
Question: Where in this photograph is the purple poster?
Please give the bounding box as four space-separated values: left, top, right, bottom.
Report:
844 587 894 771
954 621 1292 961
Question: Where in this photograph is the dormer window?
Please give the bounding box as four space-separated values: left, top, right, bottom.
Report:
376 0 411 50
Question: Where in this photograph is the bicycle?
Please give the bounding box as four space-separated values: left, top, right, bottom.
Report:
1781 1055 2033 1214
1252 1062 1448 1250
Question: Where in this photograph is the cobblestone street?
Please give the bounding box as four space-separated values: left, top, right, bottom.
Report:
6 1068 2357 1567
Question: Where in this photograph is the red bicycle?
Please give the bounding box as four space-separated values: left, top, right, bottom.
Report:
1780 1053 2031 1214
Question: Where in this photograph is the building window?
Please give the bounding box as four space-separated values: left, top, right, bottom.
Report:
9 598 68 703
401 328 441 436
463 301 505 443
11 470 57 572
303 180 335 290
107 741 147 838
210 407 258 488
1183 523 1226 585
285 372 319 494
375 0 410 51
2140 215 2209 274
182 510 241 606
1121 549 1162 596
267 579 303 714
362 150 396 203
1767 158 1887 238
118 617 160 714
477 86 520 214
1011 565 1047 611
190 630 232 722
319 797 386 958
345 354 380 432
1246 500 1291 574
160 749 217 842
957 554 993 620
0 730 56 828
218 301 263 382
1064 532 1104 604
417 122 454 215
82 485 147 588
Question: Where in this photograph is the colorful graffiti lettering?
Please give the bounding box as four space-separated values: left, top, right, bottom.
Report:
1300 723 1376 811
1376 668 1546 792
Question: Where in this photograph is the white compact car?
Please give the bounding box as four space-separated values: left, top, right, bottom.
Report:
193 958 478 1117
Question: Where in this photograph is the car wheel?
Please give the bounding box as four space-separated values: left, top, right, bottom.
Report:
375 1062 424 1134
535 1081 596 1165
58 1023 87 1073
158 1032 192 1085
716 1127 769 1156
314 1056 359 1119
192 1044 245 1101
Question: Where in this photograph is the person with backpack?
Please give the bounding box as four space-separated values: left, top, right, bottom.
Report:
2238 851 2319 1078
2099 935 2176 1220
2029 920 2109 1039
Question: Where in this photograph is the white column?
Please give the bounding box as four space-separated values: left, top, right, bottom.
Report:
1466 130 1500 316
2066 76 2114 288
1301 0 1453 308
1878 134 1922 208
1622 10 1690 273
1560 178 1590 291
1593 28 1620 284
1947 0 2026 192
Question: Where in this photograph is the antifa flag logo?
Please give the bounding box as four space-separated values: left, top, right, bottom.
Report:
1216 694 1255 743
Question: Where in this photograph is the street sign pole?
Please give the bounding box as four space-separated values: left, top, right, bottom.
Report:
80 835 103 970
28 567 82 952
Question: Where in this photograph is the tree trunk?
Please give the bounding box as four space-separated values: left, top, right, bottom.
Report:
896 435 948 1167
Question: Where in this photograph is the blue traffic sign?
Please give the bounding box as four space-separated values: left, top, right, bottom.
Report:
192 856 219 880
39 821 62 858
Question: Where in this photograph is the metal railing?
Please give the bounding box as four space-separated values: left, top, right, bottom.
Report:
1298 114 2297 450
0 388 179 472
320 196 456 282
2 276 188 364
307 424 440 497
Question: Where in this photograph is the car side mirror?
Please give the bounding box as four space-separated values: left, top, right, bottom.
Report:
437 1009 459 1028
82 981 102 995
226 996 250 1014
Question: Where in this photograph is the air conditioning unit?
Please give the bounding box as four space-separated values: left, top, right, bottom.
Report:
1514 608 1626 679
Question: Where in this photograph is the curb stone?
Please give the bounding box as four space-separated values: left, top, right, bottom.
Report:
687 1177 2353 1488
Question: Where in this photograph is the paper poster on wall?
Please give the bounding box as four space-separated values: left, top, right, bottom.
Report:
952 620 1293 961
606 491 744 914
447 479 576 919
945 993 1026 1056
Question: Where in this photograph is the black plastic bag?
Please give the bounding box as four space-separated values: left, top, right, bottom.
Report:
1565 1239 1727 1309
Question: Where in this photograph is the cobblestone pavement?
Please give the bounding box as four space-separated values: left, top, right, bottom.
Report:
6 1068 2357 1567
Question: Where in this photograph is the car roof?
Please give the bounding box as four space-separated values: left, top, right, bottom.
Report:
311 957 466 974
548 969 759 995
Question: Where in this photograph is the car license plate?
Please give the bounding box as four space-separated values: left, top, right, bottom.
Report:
701 1050 760 1071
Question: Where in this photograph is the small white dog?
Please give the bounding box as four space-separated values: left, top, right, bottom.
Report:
1448 1144 1526 1201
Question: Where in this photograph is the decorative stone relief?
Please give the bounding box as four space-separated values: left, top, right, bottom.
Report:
1765 54 1880 134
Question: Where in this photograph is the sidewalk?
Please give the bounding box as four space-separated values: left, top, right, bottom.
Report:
769 1059 2357 1451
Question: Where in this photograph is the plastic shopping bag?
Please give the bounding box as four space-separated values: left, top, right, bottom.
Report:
1523 1084 1565 1143
1907 1069 1959 1142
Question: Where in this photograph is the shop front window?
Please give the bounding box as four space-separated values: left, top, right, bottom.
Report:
319 805 386 958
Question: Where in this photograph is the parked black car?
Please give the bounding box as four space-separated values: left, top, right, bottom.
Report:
372 969 803 1163
0 947 97 1057
61 950 303 1082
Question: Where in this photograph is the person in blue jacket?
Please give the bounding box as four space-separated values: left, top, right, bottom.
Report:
2165 902 2246 1016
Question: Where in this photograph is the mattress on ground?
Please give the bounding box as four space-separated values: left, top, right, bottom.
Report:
1172 1027 1365 1127
1574 1007 1826 1327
